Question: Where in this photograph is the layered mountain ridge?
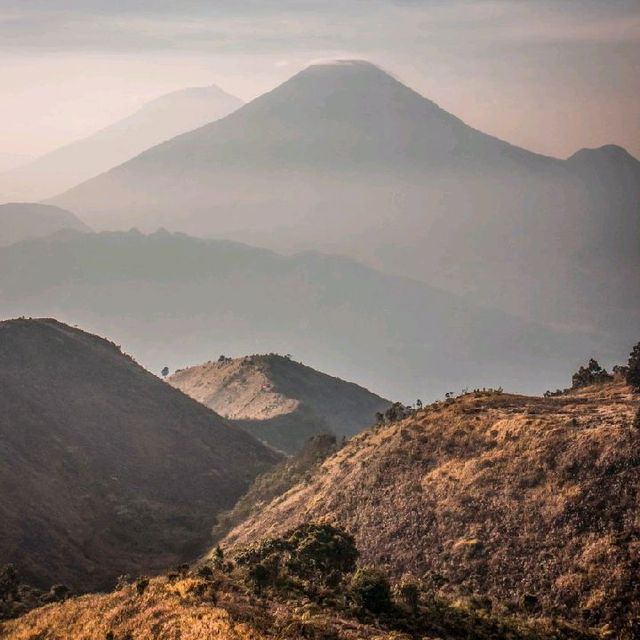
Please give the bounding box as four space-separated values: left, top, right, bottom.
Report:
49 61 640 345
0 84 242 202
0 228 602 401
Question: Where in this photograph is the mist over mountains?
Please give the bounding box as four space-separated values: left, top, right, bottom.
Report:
1 41 639 640
0 84 242 202
0 202 90 247
49 61 640 349
0 228 603 401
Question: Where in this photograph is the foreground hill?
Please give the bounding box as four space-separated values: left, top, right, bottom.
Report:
220 381 640 632
0 318 281 590
51 61 640 342
0 229 600 400
0 84 242 202
1 543 595 640
169 354 391 453
0 202 89 246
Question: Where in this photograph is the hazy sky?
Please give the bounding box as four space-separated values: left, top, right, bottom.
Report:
1 0 638 159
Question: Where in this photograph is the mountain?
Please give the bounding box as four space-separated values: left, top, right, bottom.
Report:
0 318 281 591
168 354 391 453
0 152 31 173
218 379 640 633
0 228 603 402
49 61 640 342
0 202 90 246
0 85 243 202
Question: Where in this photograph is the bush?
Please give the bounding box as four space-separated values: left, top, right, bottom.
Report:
236 523 358 591
571 359 612 389
0 565 18 600
626 342 640 392
633 407 640 430
395 576 420 614
134 577 149 596
48 584 71 602
350 567 392 614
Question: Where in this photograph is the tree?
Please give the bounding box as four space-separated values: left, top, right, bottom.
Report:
626 342 640 392
236 523 358 590
161 366 169 378
571 359 612 389
384 402 408 423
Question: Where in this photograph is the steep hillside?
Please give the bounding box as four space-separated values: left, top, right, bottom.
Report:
0 318 281 591
50 61 640 341
169 354 391 453
0 84 242 202
220 381 640 632
0 229 601 401
0 202 90 246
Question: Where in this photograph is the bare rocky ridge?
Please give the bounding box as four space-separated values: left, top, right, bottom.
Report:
220 381 640 632
0 318 281 591
169 354 391 453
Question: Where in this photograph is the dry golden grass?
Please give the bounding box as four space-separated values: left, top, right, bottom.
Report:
1 578 252 640
0 574 418 640
220 382 640 633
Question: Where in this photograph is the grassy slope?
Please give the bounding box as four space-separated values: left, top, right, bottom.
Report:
221 382 640 632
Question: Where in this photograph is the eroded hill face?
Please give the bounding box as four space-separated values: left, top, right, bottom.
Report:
169 354 391 453
221 381 640 631
0 319 281 591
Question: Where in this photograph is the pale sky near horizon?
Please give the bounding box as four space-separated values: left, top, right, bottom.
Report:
0 0 638 160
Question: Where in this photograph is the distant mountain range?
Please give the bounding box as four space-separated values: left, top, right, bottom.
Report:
0 202 90 246
0 318 280 590
169 354 391 453
49 61 640 345
0 85 242 202
0 228 603 401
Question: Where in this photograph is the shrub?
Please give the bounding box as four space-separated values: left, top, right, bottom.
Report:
48 584 71 602
236 523 358 591
350 567 392 614
633 407 640 430
395 576 420 614
247 562 273 593
571 359 612 389
0 565 18 600
626 342 640 391
134 576 149 596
